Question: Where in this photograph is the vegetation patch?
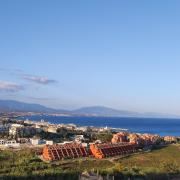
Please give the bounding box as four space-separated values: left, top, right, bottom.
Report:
0 145 180 179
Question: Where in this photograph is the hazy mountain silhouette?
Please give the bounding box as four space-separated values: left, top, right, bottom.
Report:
0 100 179 118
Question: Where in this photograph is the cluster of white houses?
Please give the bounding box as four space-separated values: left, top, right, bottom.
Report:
0 120 88 148
0 138 54 147
0 119 179 150
0 117 113 136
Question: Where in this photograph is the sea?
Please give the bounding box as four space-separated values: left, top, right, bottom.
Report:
19 115 180 136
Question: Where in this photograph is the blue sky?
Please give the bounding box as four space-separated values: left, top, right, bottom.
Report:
0 0 180 114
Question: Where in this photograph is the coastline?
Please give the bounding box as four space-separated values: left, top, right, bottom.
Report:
18 115 180 136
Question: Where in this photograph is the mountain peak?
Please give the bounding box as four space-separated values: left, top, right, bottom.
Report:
72 106 139 117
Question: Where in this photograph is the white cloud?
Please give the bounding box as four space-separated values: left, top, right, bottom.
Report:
0 68 23 73
22 75 57 85
0 81 23 92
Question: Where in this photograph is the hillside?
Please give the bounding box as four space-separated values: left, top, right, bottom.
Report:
0 100 179 118
0 100 68 113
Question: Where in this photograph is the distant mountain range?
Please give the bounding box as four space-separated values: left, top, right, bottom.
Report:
0 99 179 118
0 100 68 114
72 106 140 117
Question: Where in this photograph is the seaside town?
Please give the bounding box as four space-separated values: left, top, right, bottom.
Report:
0 112 179 159
0 112 180 179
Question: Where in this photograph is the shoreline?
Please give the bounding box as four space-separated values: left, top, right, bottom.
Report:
17 115 180 136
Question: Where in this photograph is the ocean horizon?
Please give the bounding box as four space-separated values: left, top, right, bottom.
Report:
19 115 180 136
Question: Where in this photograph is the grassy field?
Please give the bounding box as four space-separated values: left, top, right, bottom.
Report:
0 144 180 179
114 144 180 179
119 144 180 169
0 148 113 180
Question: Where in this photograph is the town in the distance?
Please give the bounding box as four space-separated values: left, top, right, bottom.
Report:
0 111 179 179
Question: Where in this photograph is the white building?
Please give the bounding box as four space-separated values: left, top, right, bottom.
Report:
81 143 88 147
0 139 6 145
47 126 57 133
5 140 20 148
46 140 53 145
30 138 46 145
0 139 20 148
73 135 85 142
76 126 88 132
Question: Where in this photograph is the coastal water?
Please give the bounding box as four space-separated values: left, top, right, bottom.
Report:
19 115 180 136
